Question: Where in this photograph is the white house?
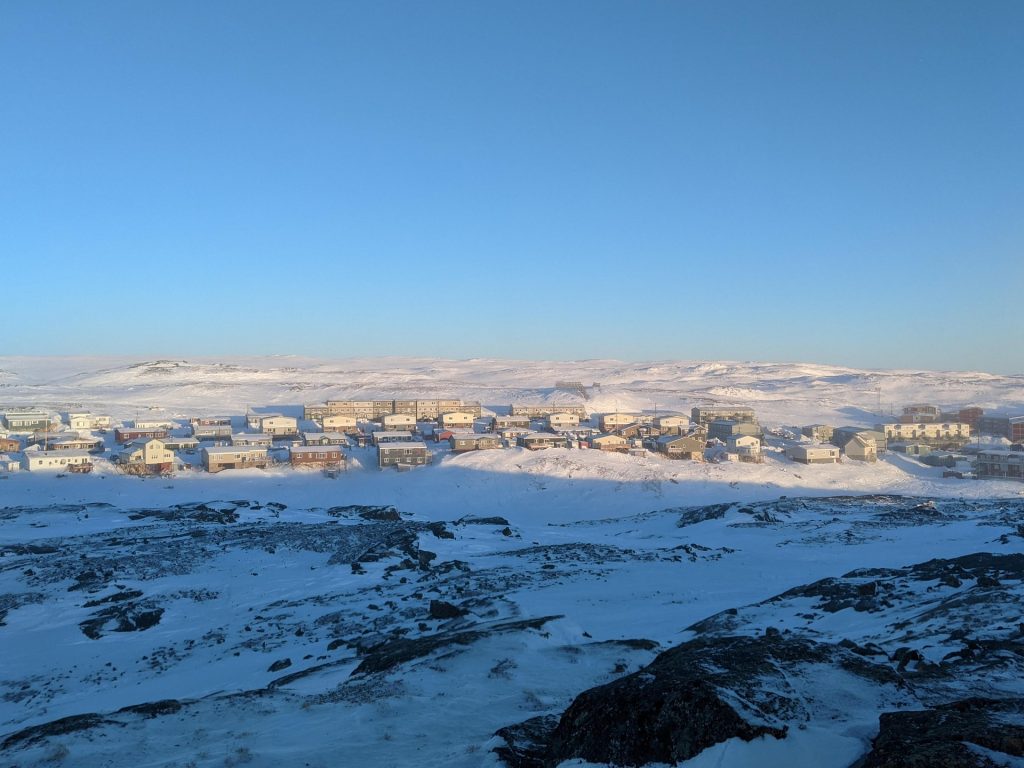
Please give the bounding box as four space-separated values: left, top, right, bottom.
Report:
23 450 92 471
599 413 639 432
67 413 113 431
727 434 762 463
133 418 176 430
381 413 416 431
439 412 476 430
546 412 581 431
321 414 358 433
255 415 298 437
654 415 691 433
0 454 20 472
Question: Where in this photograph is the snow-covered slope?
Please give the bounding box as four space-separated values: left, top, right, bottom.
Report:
2 488 1024 767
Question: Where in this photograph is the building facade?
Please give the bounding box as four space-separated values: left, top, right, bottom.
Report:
3 411 52 432
518 433 567 450
23 450 92 471
655 435 705 460
377 442 430 468
976 449 1024 481
691 406 756 426
881 422 971 447
547 412 581 431
117 439 175 474
510 404 588 419
381 413 416 431
290 445 344 468
598 413 638 432
787 444 840 464
321 414 359 434
202 446 270 472
115 427 169 444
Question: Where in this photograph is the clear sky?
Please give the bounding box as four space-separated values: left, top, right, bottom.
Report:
2 1 1022 373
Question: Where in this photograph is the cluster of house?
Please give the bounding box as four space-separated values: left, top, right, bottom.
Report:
1 399 1022 480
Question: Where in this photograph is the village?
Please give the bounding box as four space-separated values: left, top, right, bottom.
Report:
0 396 1022 483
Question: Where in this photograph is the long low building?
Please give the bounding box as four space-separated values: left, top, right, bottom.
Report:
115 427 169 444
192 424 233 440
230 433 274 447
450 434 502 452
163 436 200 451
3 411 52 432
510 404 588 419
491 414 531 431
373 430 413 445
23 450 93 471
655 434 704 460
308 399 482 420
290 445 345 468
202 445 269 473
691 406 756 426
518 432 567 450
787 444 840 464
881 422 971 446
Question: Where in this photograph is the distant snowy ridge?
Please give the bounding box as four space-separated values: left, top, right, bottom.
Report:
0 356 1021 427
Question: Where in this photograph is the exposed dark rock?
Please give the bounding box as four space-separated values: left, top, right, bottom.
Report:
79 603 164 639
418 550 437 569
675 503 731 527
498 634 913 767
853 698 1024 768
494 715 560 768
458 516 511 526
427 522 455 540
82 589 144 608
429 599 466 620
353 616 562 676
267 658 292 673
116 699 184 719
2 713 112 750
327 504 401 522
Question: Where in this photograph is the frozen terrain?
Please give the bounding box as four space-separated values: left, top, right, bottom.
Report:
1 357 1023 767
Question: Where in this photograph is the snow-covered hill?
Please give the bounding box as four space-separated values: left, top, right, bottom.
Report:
1 356 1022 426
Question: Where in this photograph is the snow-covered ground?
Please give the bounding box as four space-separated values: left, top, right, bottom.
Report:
1 357 1022 767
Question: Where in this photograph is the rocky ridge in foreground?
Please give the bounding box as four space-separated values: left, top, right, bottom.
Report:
496 551 1024 767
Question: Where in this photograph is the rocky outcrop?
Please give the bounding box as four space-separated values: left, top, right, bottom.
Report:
853 698 1024 768
496 551 1024 767
499 633 906 767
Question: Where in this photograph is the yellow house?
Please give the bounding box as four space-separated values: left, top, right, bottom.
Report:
117 438 176 474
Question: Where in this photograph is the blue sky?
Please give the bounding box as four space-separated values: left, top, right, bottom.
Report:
2 1 1022 372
